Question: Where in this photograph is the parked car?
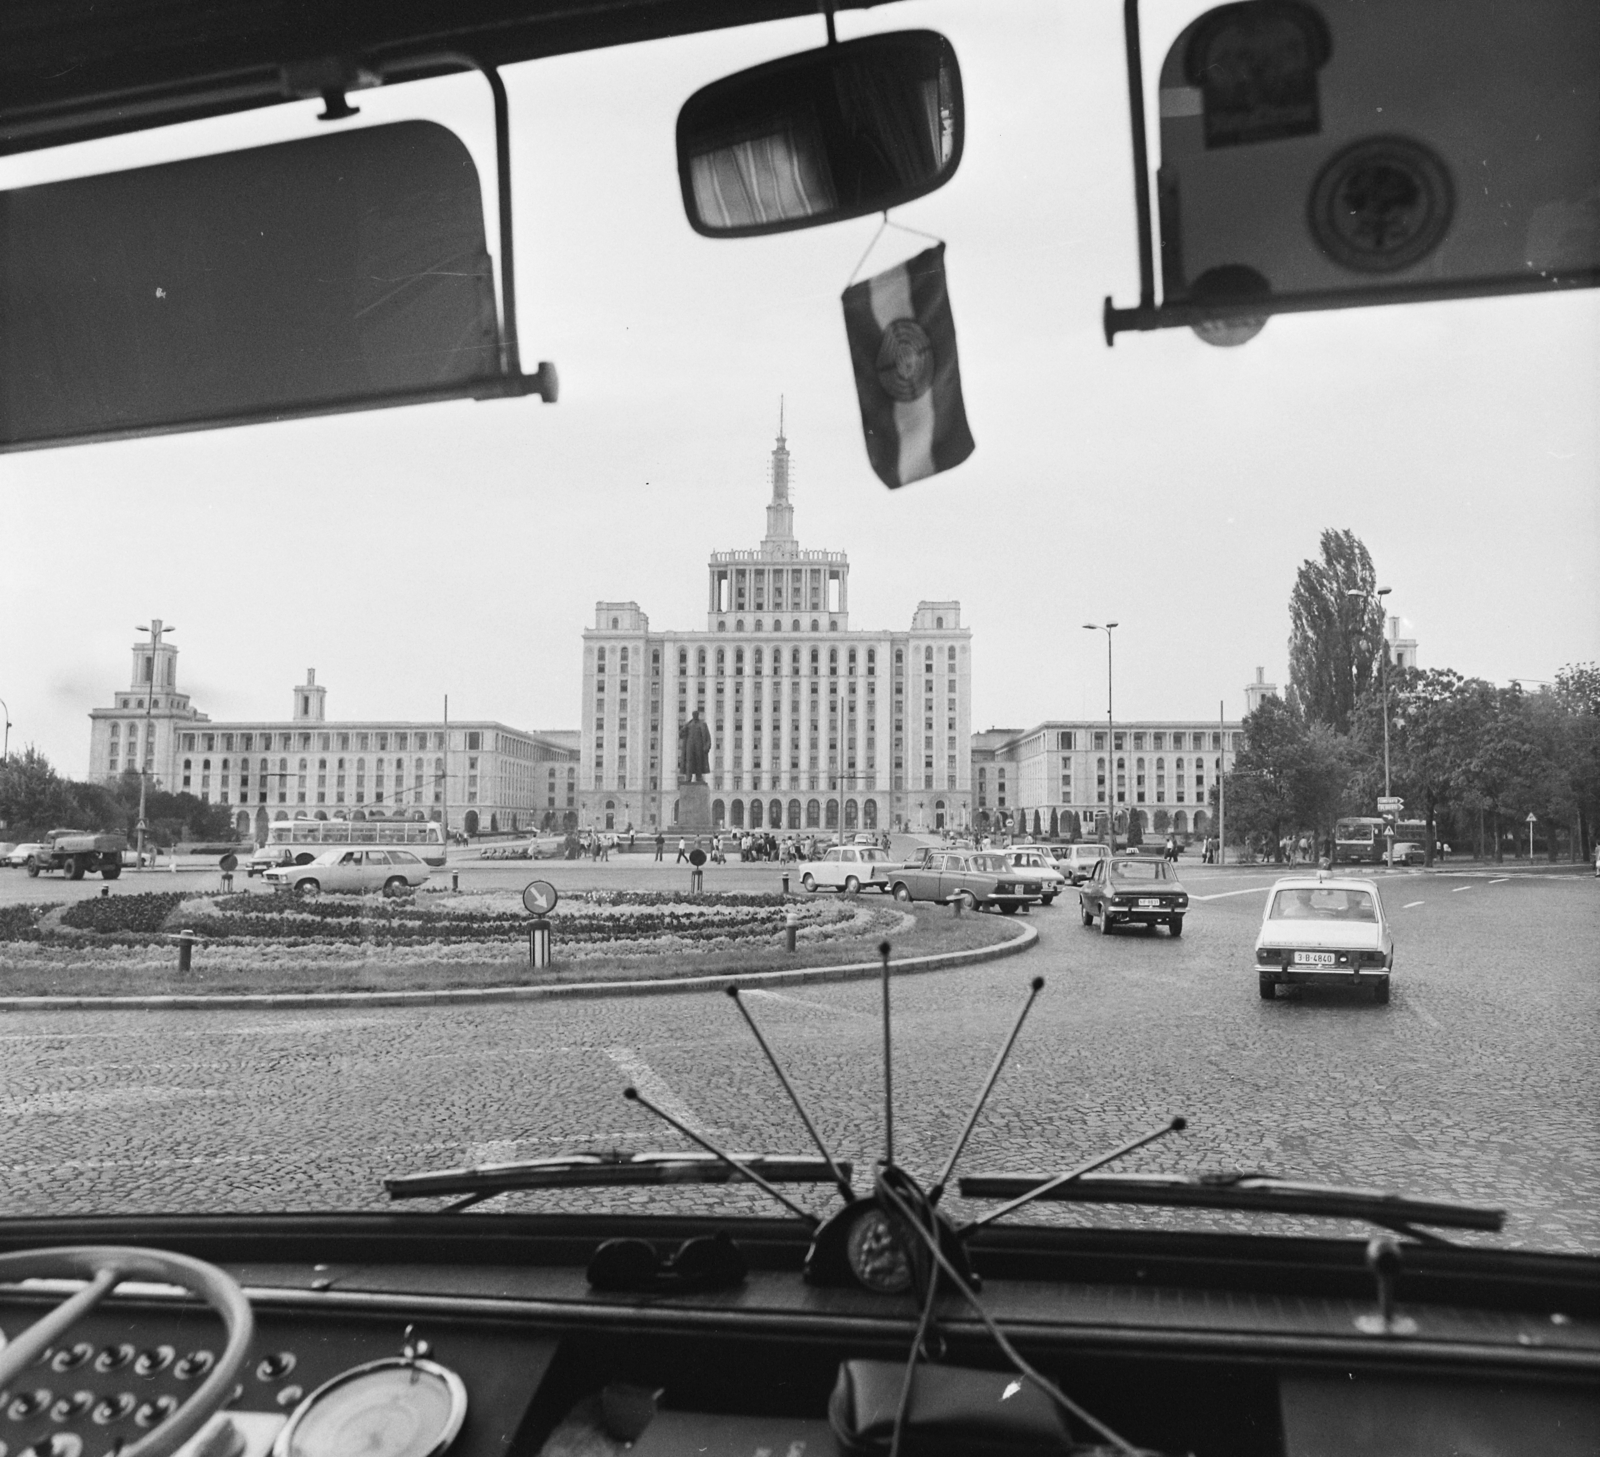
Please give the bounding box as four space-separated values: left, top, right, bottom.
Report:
3 843 46 869
248 845 312 877
1055 843 1112 884
0 843 15 865
888 849 1044 914
263 847 433 898
801 844 901 894
1003 848 1066 904
1078 856 1190 936
1254 875 1394 1004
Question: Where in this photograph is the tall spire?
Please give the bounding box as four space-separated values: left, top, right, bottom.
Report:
763 401 796 552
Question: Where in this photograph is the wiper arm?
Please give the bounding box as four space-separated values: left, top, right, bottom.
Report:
386 1150 851 1212
956 1170 1503 1240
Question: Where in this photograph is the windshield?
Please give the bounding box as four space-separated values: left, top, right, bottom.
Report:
1269 887 1378 922
1 0 1595 1260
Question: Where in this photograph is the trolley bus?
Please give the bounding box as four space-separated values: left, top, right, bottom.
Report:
248 817 447 874
1332 817 1387 866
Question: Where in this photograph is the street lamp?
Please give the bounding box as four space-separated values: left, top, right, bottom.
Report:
0 696 11 764
133 620 175 866
1083 623 1118 848
1346 587 1392 865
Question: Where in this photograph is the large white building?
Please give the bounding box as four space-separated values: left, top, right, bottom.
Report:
579 424 973 834
88 632 577 843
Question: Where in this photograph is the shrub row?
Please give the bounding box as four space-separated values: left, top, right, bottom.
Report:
170 909 793 945
58 892 188 934
0 904 53 942
217 889 786 924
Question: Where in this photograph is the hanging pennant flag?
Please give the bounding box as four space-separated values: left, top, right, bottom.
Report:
841 242 974 489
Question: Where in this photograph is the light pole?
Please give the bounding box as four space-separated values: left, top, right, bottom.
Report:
1347 587 1392 865
133 620 175 866
1083 622 1118 848
1 696 11 764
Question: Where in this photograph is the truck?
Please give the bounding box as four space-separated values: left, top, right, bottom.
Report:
24 828 128 881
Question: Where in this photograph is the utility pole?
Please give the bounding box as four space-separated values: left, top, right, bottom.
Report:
133 620 174 866
442 694 450 849
1217 698 1226 866
1083 623 1118 848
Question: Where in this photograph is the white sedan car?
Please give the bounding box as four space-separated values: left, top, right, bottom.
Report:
1254 875 1394 1004
800 844 901 894
3 842 46 868
1004 848 1067 904
263 847 433 899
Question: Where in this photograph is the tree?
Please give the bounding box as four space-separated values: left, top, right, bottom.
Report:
1287 528 1387 733
1225 696 1304 856
0 746 78 836
1554 663 1600 860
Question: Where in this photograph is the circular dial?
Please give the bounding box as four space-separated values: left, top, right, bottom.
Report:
274 1358 466 1457
844 1206 914 1294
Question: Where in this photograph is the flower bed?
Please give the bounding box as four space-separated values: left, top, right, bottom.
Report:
58 891 188 934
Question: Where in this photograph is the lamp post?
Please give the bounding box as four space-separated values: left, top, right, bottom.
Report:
1 696 11 764
1347 586 1392 866
133 620 175 866
1083 623 1118 848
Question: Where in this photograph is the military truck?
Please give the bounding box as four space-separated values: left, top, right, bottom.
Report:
25 828 128 880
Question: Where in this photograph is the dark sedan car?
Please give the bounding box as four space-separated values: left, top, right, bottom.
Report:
890 849 1045 914
1078 856 1190 936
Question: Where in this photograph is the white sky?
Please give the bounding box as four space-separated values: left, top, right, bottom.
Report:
2 0 1596 778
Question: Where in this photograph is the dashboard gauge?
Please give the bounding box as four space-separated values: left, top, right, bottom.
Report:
273 1358 466 1457
844 1206 914 1294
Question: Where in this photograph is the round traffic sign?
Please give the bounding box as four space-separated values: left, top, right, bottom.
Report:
688 849 707 868
522 880 559 916
219 853 238 872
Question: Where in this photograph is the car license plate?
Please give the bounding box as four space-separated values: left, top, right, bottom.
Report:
1293 952 1336 965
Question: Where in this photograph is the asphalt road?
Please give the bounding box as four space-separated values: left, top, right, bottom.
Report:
2 862 1596 1253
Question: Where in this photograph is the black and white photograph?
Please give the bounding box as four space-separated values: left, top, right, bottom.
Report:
1 2 1597 1454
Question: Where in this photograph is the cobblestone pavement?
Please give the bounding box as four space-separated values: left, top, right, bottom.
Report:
2 870 1595 1252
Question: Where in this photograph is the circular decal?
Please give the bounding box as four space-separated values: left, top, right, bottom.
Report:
1309 136 1454 274
844 1205 914 1294
522 879 559 916
874 318 935 402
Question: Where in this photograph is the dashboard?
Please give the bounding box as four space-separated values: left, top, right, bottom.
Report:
0 1212 1596 1457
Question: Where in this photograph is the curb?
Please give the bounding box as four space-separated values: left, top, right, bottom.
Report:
0 921 1038 1013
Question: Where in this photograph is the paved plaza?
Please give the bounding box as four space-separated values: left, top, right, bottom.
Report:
1 859 1595 1252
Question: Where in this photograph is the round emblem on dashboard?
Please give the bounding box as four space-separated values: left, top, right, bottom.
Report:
844 1205 914 1293
1308 136 1454 273
875 318 935 402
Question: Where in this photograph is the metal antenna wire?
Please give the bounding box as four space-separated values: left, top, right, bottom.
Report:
930 976 1045 1202
879 941 894 1166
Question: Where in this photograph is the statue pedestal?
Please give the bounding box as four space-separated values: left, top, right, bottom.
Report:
672 782 713 835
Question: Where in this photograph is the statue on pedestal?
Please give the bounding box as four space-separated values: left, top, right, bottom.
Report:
679 709 712 783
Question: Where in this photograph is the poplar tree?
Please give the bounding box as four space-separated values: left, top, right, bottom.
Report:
1287 529 1387 734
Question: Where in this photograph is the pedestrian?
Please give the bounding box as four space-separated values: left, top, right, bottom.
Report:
1593 840 1599 877
1164 834 1177 863
676 837 688 864
654 831 665 861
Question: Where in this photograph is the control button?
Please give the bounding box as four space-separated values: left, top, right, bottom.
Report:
93 1346 134 1375
7 1391 51 1422
50 1346 93 1374
91 1395 136 1426
173 1351 214 1382
133 1397 177 1429
48 1393 92 1423
254 1353 295 1382
274 1386 303 1410
133 1347 174 1378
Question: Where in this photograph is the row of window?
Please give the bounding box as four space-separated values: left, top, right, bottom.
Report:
174 729 459 754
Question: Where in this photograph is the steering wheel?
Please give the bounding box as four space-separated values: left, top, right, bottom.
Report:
0 1246 254 1457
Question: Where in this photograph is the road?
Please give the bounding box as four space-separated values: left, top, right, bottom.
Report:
2 862 1596 1252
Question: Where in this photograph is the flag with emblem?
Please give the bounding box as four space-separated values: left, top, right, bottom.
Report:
841 243 974 489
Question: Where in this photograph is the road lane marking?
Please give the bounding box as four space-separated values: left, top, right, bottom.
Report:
1488 877 1510 885
605 1046 709 1133
1402 901 1425 909
1191 886 1274 901
1451 886 1473 893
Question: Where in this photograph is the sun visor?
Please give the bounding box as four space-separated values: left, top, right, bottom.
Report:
0 120 520 449
1106 0 1600 342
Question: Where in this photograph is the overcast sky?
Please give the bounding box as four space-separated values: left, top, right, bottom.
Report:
3 0 1596 778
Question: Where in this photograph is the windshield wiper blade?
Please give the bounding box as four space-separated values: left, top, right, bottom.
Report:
956 1170 1504 1237
386 1150 851 1208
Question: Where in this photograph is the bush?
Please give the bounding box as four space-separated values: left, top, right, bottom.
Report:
0 903 53 942
59 891 188 935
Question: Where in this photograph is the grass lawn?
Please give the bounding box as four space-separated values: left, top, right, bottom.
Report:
0 900 1030 998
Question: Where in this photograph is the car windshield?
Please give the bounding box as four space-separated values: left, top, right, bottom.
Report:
1 0 1595 1263
1269 888 1378 922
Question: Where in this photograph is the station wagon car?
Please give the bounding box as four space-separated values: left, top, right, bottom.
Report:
1078 856 1190 936
800 844 900 894
263 847 433 899
1056 843 1112 884
1255 875 1395 1004
889 849 1044 913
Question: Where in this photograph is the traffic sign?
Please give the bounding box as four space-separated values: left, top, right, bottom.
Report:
1376 796 1404 815
688 849 707 868
522 880 559 916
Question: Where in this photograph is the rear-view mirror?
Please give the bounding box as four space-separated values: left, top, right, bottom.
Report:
677 30 963 238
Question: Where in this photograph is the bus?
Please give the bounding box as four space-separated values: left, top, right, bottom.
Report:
1332 817 1387 866
249 817 447 874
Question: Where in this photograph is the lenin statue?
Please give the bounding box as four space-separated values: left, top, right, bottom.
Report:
680 709 712 783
